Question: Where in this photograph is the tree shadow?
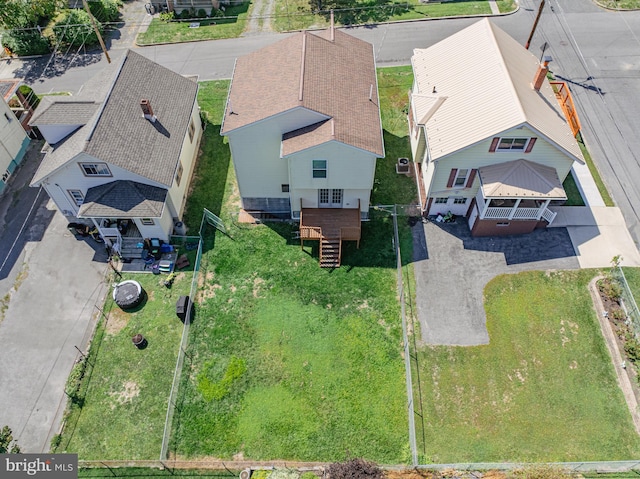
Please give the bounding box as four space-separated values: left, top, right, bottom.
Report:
10 50 104 84
319 1 414 25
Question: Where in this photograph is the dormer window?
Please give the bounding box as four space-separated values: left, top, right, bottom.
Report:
80 162 111 177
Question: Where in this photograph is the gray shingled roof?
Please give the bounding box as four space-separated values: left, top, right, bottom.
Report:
222 29 384 158
78 180 167 218
30 50 198 187
29 98 99 125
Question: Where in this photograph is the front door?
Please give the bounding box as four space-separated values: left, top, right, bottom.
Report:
318 189 343 208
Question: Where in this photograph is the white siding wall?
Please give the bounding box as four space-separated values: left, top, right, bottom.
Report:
226 108 327 201
38 124 83 145
134 208 173 241
167 101 202 220
0 98 28 174
426 126 576 204
42 152 166 217
288 142 376 213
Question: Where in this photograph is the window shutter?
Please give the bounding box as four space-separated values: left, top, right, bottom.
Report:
489 137 500 152
465 169 477 188
447 169 458 188
525 137 537 153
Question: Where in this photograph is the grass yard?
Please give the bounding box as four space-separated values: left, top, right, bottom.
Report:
169 71 416 462
58 272 192 459
562 171 585 206
137 5 249 45
273 0 502 32
412 270 640 463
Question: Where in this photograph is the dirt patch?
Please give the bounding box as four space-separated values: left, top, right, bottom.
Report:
109 380 140 407
105 308 130 335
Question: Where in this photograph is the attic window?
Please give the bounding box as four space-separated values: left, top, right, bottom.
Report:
497 138 528 151
80 162 111 177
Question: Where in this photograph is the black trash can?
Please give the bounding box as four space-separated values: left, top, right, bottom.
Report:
176 295 193 323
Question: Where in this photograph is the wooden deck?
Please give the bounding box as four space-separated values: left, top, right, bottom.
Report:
299 208 361 268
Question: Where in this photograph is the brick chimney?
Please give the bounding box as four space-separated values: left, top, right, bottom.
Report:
532 56 552 92
140 99 157 122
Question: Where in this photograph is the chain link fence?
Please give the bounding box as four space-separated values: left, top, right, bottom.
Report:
612 266 640 338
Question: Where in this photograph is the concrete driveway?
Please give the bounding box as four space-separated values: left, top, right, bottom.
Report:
412 220 580 346
0 142 108 452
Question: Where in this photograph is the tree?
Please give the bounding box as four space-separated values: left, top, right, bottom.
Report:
0 0 62 29
0 425 21 454
51 9 100 48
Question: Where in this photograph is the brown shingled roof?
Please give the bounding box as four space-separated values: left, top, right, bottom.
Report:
222 29 384 157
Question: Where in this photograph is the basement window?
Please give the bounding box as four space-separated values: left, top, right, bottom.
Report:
496 222 510 227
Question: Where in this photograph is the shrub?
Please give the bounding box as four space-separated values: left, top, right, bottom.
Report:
179 8 194 20
52 9 100 48
599 277 622 302
197 8 208 18
611 307 627 321
89 0 122 23
159 11 174 22
1 30 51 56
327 459 383 479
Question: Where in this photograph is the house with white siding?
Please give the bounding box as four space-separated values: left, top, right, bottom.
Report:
409 18 585 237
29 50 202 250
221 27 384 267
0 86 30 195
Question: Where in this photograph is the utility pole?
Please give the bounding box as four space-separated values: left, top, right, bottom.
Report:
82 0 111 63
525 0 545 50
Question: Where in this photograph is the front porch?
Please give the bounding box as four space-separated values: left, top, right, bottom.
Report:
299 207 361 268
474 189 557 223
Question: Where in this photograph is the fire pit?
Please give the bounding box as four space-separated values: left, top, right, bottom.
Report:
113 280 144 310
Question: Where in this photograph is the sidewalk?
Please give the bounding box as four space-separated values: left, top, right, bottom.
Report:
549 159 640 268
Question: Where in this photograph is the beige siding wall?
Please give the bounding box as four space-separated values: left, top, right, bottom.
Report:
43 152 165 217
427 126 576 205
288 142 376 213
0 98 28 173
134 207 174 241
226 108 327 201
167 101 202 220
38 124 83 145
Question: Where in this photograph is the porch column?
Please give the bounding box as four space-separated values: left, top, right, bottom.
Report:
507 199 522 220
536 199 551 220
479 197 490 219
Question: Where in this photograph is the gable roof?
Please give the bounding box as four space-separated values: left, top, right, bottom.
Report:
30 50 198 187
29 98 99 125
411 18 583 163
221 29 384 157
78 180 167 218
479 159 566 199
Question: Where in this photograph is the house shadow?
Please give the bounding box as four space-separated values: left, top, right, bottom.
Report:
427 217 577 265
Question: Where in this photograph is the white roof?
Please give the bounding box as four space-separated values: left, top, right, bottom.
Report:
411 18 584 163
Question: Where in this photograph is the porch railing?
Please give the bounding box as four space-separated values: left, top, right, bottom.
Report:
481 206 545 221
541 207 557 224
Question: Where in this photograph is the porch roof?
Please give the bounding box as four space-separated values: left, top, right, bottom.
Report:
479 159 566 199
78 180 167 218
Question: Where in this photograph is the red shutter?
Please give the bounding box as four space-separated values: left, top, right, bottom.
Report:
465 169 477 188
447 169 458 188
489 137 500 152
525 137 537 153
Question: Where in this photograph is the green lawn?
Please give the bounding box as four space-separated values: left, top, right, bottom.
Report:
562 171 585 206
137 5 249 45
58 273 192 459
413 270 640 463
578 135 615 207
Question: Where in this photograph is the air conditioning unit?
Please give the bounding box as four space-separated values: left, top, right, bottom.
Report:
396 157 410 175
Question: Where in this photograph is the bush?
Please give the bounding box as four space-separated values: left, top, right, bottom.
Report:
1 30 51 56
599 277 622 302
327 459 383 479
197 8 208 18
159 11 174 22
179 8 194 20
52 9 100 48
89 0 122 23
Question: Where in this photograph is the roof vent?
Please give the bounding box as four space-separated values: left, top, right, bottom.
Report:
140 99 157 123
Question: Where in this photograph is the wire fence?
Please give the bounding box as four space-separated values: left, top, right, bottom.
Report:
159 234 204 461
612 265 640 338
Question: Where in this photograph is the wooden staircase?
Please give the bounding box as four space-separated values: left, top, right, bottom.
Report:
320 231 341 268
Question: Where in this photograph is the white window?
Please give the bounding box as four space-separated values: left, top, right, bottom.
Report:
454 169 469 187
498 138 528 151
141 218 155 225
68 189 84 206
312 160 327 178
434 197 448 204
80 163 111 176
453 197 467 205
